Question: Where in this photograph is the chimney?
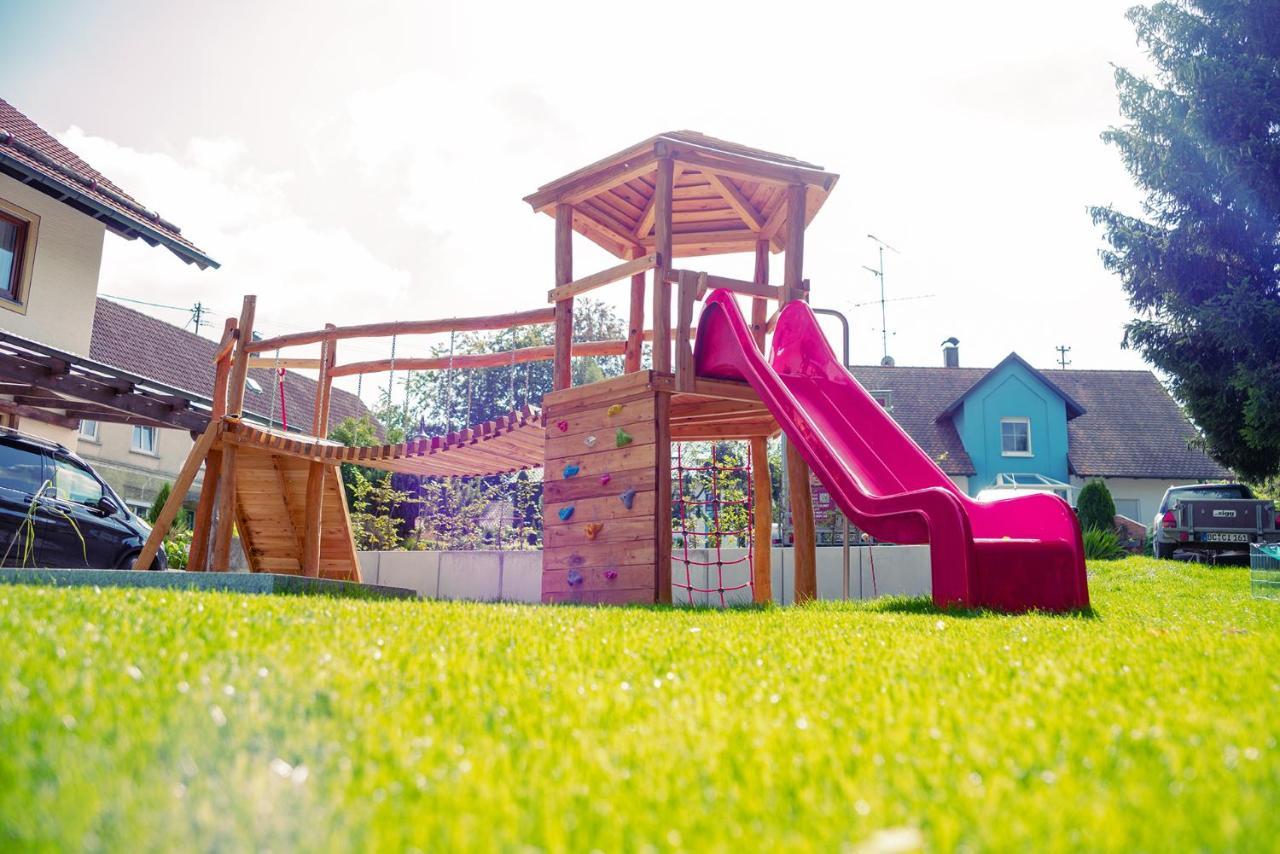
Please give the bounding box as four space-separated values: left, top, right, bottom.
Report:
942 337 960 368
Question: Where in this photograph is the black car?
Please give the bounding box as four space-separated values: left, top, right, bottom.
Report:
0 428 164 569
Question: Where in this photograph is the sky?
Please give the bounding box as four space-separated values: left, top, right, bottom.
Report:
0 0 1156 403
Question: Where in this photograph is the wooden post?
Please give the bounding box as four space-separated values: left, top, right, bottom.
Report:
651 156 674 373
552 204 574 390
655 390 672 604
188 317 237 571
312 324 336 438
301 325 336 578
211 296 255 572
675 271 698 390
750 435 773 604
624 248 646 373
782 185 817 602
751 240 769 351
133 421 223 570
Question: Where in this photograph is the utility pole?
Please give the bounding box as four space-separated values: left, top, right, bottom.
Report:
1056 345 1072 370
189 301 206 336
862 234 899 362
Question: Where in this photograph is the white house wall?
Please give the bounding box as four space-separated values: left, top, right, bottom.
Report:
1072 476 1205 525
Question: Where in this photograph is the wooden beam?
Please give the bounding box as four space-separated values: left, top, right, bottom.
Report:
226 296 256 417
652 157 674 373
752 240 769 350
784 184 806 290
312 324 336 438
330 339 627 379
524 149 658 211
133 420 222 570
553 204 574 391
571 205 644 256
0 400 79 430
547 252 657 303
634 164 682 238
668 143 835 190
782 182 815 602
246 357 323 371
750 436 773 604
247 307 556 354
187 318 236 573
655 390 672 604
675 271 699 391
664 269 781 302
300 461 325 578
705 172 765 231
625 250 646 373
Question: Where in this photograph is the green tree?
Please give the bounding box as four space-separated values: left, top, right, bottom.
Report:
1077 479 1118 532
1091 1 1280 480
146 482 172 525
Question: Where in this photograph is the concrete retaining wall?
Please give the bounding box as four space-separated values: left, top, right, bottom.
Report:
357 546 932 604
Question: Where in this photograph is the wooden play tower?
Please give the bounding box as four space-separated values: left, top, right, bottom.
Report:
138 131 838 605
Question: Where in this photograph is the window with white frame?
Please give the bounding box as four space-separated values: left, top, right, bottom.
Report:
131 425 157 455
1000 417 1032 456
78 419 99 442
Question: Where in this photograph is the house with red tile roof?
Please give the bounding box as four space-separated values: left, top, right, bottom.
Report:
82 298 369 514
0 95 369 513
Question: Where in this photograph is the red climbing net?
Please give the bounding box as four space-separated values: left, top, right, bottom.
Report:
671 441 756 606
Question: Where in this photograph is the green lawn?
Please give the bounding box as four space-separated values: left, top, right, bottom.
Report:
1 558 1277 851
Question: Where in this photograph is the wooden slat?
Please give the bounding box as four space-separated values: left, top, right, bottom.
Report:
652 157 674 373
704 171 766 231
548 253 657 303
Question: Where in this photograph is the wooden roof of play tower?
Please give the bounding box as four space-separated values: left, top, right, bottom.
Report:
523 132 839 259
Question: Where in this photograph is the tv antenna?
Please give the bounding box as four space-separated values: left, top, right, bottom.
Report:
862 234 900 362
1056 345 1072 369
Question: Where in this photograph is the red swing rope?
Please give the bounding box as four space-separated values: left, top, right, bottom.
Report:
671 441 755 606
276 368 289 431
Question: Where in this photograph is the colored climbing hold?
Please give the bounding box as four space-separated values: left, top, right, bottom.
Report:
603 569 618 581
584 522 604 540
606 404 623 417
619 488 637 510
616 428 633 448
556 420 569 432
599 474 611 486
568 554 585 567
563 463 580 479
558 506 574 522
567 569 584 587
584 434 598 448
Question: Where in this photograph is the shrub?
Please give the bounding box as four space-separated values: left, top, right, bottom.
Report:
1083 527 1125 560
163 521 192 570
1077 479 1117 532
147 482 172 525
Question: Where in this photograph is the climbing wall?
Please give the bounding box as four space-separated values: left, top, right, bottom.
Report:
541 372 669 604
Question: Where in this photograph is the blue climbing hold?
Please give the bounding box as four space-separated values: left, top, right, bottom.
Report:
558 505 574 521
619 488 637 510
563 463 580 479
567 569 584 587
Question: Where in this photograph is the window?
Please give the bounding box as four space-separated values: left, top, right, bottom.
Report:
78 420 100 442
1000 417 1032 456
50 456 103 506
0 200 38 308
131 425 157 455
0 442 45 494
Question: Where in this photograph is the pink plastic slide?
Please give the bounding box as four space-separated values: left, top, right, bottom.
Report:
694 289 1089 612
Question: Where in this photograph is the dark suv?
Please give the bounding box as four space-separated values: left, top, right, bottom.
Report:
0 428 164 569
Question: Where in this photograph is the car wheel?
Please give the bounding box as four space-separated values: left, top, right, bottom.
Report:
120 551 162 571
1153 541 1174 560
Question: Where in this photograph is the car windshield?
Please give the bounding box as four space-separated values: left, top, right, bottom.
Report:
1169 485 1252 504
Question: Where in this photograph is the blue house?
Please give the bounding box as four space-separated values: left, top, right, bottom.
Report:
846 348 1230 525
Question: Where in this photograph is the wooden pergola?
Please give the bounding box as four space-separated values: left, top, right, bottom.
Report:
0 328 213 433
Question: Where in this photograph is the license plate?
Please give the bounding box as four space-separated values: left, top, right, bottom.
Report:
1204 532 1249 543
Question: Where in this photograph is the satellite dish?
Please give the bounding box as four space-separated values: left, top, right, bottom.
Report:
880 355 895 367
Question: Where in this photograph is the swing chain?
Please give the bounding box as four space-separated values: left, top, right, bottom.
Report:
508 325 517 412
387 334 397 412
